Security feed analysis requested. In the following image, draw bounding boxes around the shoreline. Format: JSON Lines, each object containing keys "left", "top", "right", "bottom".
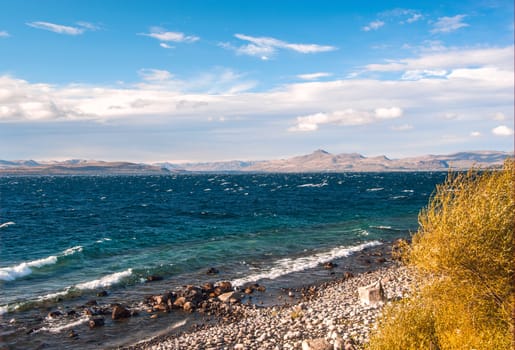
{"left": 123, "top": 260, "right": 411, "bottom": 349}
{"left": 1, "top": 241, "right": 408, "bottom": 349}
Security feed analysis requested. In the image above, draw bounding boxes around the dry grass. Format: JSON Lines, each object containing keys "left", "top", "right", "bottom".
{"left": 369, "top": 159, "right": 514, "bottom": 350}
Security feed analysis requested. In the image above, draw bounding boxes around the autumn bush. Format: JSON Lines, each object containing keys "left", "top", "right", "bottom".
{"left": 368, "top": 159, "right": 514, "bottom": 350}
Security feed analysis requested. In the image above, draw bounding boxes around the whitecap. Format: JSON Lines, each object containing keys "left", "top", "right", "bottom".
{"left": 63, "top": 246, "right": 83, "bottom": 255}
{"left": 297, "top": 182, "right": 328, "bottom": 188}
{"left": 0, "top": 221, "right": 15, "bottom": 229}
{"left": 74, "top": 269, "right": 132, "bottom": 290}
{"left": 95, "top": 238, "right": 112, "bottom": 243}
{"left": 366, "top": 187, "right": 384, "bottom": 192}
{"left": 0, "top": 255, "right": 58, "bottom": 281}
{"left": 230, "top": 241, "right": 381, "bottom": 286}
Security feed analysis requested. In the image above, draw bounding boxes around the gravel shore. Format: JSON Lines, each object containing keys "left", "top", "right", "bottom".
{"left": 126, "top": 263, "right": 412, "bottom": 350}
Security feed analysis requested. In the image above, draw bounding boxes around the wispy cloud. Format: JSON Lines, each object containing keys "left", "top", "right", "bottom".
{"left": 431, "top": 15, "right": 469, "bottom": 33}
{"left": 26, "top": 21, "right": 98, "bottom": 35}
{"left": 139, "top": 27, "right": 199, "bottom": 44}
{"left": 365, "top": 46, "right": 513, "bottom": 74}
{"left": 289, "top": 107, "right": 403, "bottom": 132}
{"left": 223, "top": 34, "right": 336, "bottom": 60}
{"left": 138, "top": 69, "right": 173, "bottom": 82}
{"left": 297, "top": 72, "right": 332, "bottom": 80}
{"left": 392, "top": 124, "right": 414, "bottom": 131}
{"left": 362, "top": 21, "right": 385, "bottom": 31}
{"left": 380, "top": 8, "right": 423, "bottom": 24}
{"left": 492, "top": 125, "right": 514, "bottom": 136}
{"left": 159, "top": 43, "right": 174, "bottom": 49}
{"left": 0, "top": 30, "right": 9, "bottom": 38}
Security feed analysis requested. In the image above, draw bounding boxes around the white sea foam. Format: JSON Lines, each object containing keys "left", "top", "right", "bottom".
{"left": 231, "top": 241, "right": 381, "bottom": 286}
{"left": 0, "top": 221, "right": 15, "bottom": 229}
{"left": 95, "top": 238, "right": 112, "bottom": 243}
{"left": 39, "top": 316, "right": 90, "bottom": 334}
{"left": 402, "top": 189, "right": 414, "bottom": 193}
{"left": 366, "top": 187, "right": 384, "bottom": 192}
{"left": 63, "top": 245, "right": 83, "bottom": 255}
{"left": 297, "top": 182, "right": 328, "bottom": 188}
{"left": 370, "top": 225, "right": 393, "bottom": 230}
{"left": 37, "top": 290, "right": 70, "bottom": 301}
{"left": 74, "top": 269, "right": 133, "bottom": 290}
{"left": 0, "top": 245, "right": 83, "bottom": 282}
{"left": 0, "top": 255, "right": 58, "bottom": 281}
{"left": 0, "top": 305, "right": 8, "bottom": 315}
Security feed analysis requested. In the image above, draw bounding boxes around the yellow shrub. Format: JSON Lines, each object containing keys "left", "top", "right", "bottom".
{"left": 369, "top": 159, "right": 514, "bottom": 349}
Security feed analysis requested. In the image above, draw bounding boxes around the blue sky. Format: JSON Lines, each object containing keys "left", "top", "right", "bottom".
{"left": 0, "top": 0, "right": 513, "bottom": 162}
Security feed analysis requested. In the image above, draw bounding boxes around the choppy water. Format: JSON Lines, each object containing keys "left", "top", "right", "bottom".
{"left": 0, "top": 172, "right": 446, "bottom": 348}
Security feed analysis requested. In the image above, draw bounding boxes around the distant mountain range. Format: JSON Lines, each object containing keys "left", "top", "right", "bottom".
{"left": 0, "top": 150, "right": 512, "bottom": 175}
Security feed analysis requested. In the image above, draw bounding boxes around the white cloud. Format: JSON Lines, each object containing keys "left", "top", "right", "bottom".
{"left": 75, "top": 21, "right": 101, "bottom": 31}
{"left": 375, "top": 107, "right": 403, "bottom": 119}
{"left": 140, "top": 28, "right": 199, "bottom": 43}
{"left": 27, "top": 21, "right": 85, "bottom": 35}
{"left": 492, "top": 125, "right": 514, "bottom": 136}
{"left": 470, "top": 131, "right": 481, "bottom": 137}
{"left": 224, "top": 34, "right": 336, "bottom": 59}
{"left": 289, "top": 107, "right": 403, "bottom": 132}
{"left": 362, "top": 21, "right": 385, "bottom": 31}
{"left": 138, "top": 69, "right": 173, "bottom": 82}
{"left": 365, "top": 46, "right": 513, "bottom": 73}
{"left": 431, "top": 15, "right": 469, "bottom": 34}
{"left": 159, "top": 43, "right": 174, "bottom": 49}
{"left": 25, "top": 21, "right": 99, "bottom": 35}
{"left": 406, "top": 13, "right": 423, "bottom": 23}
{"left": 297, "top": 72, "right": 332, "bottom": 80}
{"left": 0, "top": 30, "right": 9, "bottom": 37}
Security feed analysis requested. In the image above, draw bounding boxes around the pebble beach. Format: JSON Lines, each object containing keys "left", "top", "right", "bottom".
{"left": 126, "top": 262, "right": 412, "bottom": 350}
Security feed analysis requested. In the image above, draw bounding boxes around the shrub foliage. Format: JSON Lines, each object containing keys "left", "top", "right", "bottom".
{"left": 369, "top": 160, "right": 514, "bottom": 350}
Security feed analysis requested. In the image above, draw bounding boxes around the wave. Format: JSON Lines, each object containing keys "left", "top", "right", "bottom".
{"left": 366, "top": 187, "right": 384, "bottom": 192}
{"left": 37, "top": 316, "right": 90, "bottom": 334}
{"left": 231, "top": 241, "right": 381, "bottom": 286}
{"left": 0, "top": 221, "right": 15, "bottom": 229}
{"left": 74, "top": 268, "right": 133, "bottom": 290}
{"left": 95, "top": 238, "right": 112, "bottom": 243}
{"left": 298, "top": 182, "right": 328, "bottom": 188}
{"left": 0, "top": 246, "right": 83, "bottom": 282}
{"left": 0, "top": 305, "right": 8, "bottom": 315}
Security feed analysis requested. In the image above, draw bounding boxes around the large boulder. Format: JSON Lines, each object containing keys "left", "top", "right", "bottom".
{"left": 358, "top": 280, "right": 386, "bottom": 306}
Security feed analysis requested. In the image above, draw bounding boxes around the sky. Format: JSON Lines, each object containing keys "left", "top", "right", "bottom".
{"left": 0, "top": 0, "right": 513, "bottom": 162}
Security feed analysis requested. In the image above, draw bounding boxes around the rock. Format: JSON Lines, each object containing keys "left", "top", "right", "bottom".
{"left": 85, "top": 300, "right": 98, "bottom": 306}
{"left": 218, "top": 291, "right": 235, "bottom": 303}
{"left": 358, "top": 280, "right": 386, "bottom": 306}
{"left": 88, "top": 317, "right": 105, "bottom": 328}
{"left": 323, "top": 261, "right": 337, "bottom": 269}
{"left": 96, "top": 290, "right": 108, "bottom": 297}
{"left": 68, "top": 329, "right": 78, "bottom": 338}
{"left": 206, "top": 267, "right": 219, "bottom": 275}
{"left": 215, "top": 281, "right": 232, "bottom": 293}
{"left": 343, "top": 272, "right": 354, "bottom": 280}
{"left": 47, "top": 311, "right": 62, "bottom": 318}
{"left": 150, "top": 314, "right": 158, "bottom": 319}
{"left": 302, "top": 338, "right": 332, "bottom": 350}
{"left": 183, "top": 301, "right": 194, "bottom": 312}
{"left": 202, "top": 282, "right": 214, "bottom": 292}
{"left": 146, "top": 275, "right": 163, "bottom": 282}
{"left": 173, "top": 296, "right": 187, "bottom": 308}
{"left": 111, "top": 305, "right": 131, "bottom": 320}
{"left": 244, "top": 287, "right": 253, "bottom": 294}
